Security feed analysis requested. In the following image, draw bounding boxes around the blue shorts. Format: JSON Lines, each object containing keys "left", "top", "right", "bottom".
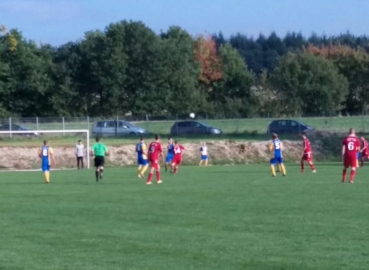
{"left": 138, "top": 157, "right": 148, "bottom": 166}
{"left": 357, "top": 153, "right": 361, "bottom": 159}
{"left": 201, "top": 155, "right": 208, "bottom": 161}
{"left": 42, "top": 164, "right": 50, "bottom": 172}
{"left": 270, "top": 157, "right": 283, "bottom": 165}
{"left": 165, "top": 155, "right": 173, "bottom": 163}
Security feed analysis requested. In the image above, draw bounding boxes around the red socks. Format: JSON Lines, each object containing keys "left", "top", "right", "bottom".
{"left": 301, "top": 161, "right": 304, "bottom": 171}
{"left": 310, "top": 163, "right": 315, "bottom": 171}
{"left": 156, "top": 171, "right": 161, "bottom": 181}
{"left": 342, "top": 169, "right": 347, "bottom": 182}
{"left": 350, "top": 170, "right": 356, "bottom": 183}
{"left": 147, "top": 172, "right": 153, "bottom": 183}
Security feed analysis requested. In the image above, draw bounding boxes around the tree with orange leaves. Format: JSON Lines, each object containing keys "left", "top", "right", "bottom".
{"left": 194, "top": 35, "right": 222, "bottom": 88}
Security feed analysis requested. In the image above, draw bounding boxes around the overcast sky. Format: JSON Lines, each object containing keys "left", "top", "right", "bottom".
{"left": 1, "top": 0, "right": 369, "bottom": 45}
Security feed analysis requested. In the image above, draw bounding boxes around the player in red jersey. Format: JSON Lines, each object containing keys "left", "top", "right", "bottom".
{"left": 360, "top": 137, "right": 369, "bottom": 167}
{"left": 171, "top": 141, "right": 184, "bottom": 175}
{"left": 300, "top": 132, "right": 316, "bottom": 173}
{"left": 146, "top": 135, "right": 164, "bottom": 185}
{"left": 342, "top": 128, "right": 361, "bottom": 183}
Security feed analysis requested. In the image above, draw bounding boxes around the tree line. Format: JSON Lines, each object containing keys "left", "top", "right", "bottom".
{"left": 1, "top": 21, "right": 369, "bottom": 118}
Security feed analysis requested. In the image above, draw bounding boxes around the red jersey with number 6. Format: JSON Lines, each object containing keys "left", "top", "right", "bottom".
{"left": 342, "top": 136, "right": 360, "bottom": 158}
{"left": 148, "top": 142, "right": 162, "bottom": 161}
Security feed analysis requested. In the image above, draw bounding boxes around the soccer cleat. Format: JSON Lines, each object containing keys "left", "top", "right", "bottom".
{"left": 146, "top": 182, "right": 152, "bottom": 185}
{"left": 312, "top": 170, "right": 316, "bottom": 173}
{"left": 349, "top": 181, "right": 354, "bottom": 184}
{"left": 157, "top": 180, "right": 162, "bottom": 184}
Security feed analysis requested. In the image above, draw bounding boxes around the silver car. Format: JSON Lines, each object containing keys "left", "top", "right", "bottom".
{"left": 92, "top": 120, "right": 147, "bottom": 137}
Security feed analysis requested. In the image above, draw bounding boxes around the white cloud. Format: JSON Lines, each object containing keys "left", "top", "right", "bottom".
{"left": 0, "top": 0, "right": 81, "bottom": 23}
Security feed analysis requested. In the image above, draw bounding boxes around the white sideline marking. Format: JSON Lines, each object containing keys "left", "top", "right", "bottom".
{"left": 0, "top": 168, "right": 77, "bottom": 173}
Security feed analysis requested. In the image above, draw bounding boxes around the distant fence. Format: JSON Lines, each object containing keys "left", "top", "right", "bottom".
{"left": 1, "top": 115, "right": 369, "bottom": 137}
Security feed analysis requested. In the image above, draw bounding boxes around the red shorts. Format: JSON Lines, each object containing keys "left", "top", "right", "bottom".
{"left": 149, "top": 159, "right": 160, "bottom": 169}
{"left": 172, "top": 157, "right": 182, "bottom": 166}
{"left": 302, "top": 152, "right": 312, "bottom": 162}
{"left": 344, "top": 156, "right": 357, "bottom": 168}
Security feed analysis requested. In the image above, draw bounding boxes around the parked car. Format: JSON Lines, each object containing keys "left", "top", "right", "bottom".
{"left": 267, "top": 120, "right": 313, "bottom": 134}
{"left": 0, "top": 124, "right": 40, "bottom": 136}
{"left": 170, "top": 121, "right": 222, "bottom": 136}
{"left": 92, "top": 120, "right": 147, "bottom": 136}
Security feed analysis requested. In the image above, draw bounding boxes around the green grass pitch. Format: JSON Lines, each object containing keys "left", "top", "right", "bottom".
{"left": 1, "top": 164, "right": 369, "bottom": 270}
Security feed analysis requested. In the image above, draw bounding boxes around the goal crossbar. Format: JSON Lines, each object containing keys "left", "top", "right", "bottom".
{"left": 0, "top": 129, "right": 90, "bottom": 169}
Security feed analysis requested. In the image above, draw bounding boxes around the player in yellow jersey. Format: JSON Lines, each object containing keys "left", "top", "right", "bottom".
{"left": 38, "top": 140, "right": 56, "bottom": 183}
{"left": 136, "top": 137, "right": 149, "bottom": 178}
{"left": 269, "top": 133, "right": 286, "bottom": 177}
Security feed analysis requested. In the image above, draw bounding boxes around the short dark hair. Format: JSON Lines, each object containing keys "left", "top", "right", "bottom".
{"left": 174, "top": 140, "right": 178, "bottom": 144}
{"left": 349, "top": 128, "right": 355, "bottom": 134}
{"left": 272, "top": 133, "right": 278, "bottom": 139}
{"left": 139, "top": 136, "right": 143, "bottom": 141}
{"left": 168, "top": 137, "right": 172, "bottom": 140}
{"left": 155, "top": 134, "right": 160, "bottom": 140}
{"left": 43, "top": 140, "right": 48, "bottom": 145}
{"left": 301, "top": 131, "right": 306, "bottom": 136}
{"left": 78, "top": 140, "right": 81, "bottom": 143}
{"left": 96, "top": 137, "right": 100, "bottom": 142}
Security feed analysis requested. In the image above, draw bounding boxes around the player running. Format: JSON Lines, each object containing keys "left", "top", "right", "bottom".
{"left": 90, "top": 137, "right": 108, "bottom": 182}
{"left": 38, "top": 140, "right": 56, "bottom": 184}
{"left": 342, "top": 128, "right": 360, "bottom": 183}
{"left": 300, "top": 132, "right": 316, "bottom": 173}
{"left": 269, "top": 133, "right": 286, "bottom": 177}
{"left": 360, "top": 136, "right": 369, "bottom": 167}
{"left": 171, "top": 141, "right": 184, "bottom": 175}
{"left": 146, "top": 135, "right": 164, "bottom": 185}
{"left": 165, "top": 138, "right": 174, "bottom": 172}
{"left": 199, "top": 142, "right": 209, "bottom": 166}
{"left": 136, "top": 137, "right": 148, "bottom": 178}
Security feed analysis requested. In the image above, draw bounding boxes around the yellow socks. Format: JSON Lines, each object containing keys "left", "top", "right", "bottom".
{"left": 44, "top": 171, "right": 50, "bottom": 183}
{"left": 270, "top": 166, "right": 276, "bottom": 177}
{"left": 281, "top": 164, "right": 286, "bottom": 176}
{"left": 140, "top": 165, "right": 148, "bottom": 176}
{"left": 278, "top": 164, "right": 282, "bottom": 172}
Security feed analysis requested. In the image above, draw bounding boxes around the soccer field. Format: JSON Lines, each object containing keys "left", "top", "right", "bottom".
{"left": 1, "top": 165, "right": 369, "bottom": 270}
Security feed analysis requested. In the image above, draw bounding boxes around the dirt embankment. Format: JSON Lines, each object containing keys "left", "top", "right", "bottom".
{"left": 0, "top": 140, "right": 327, "bottom": 170}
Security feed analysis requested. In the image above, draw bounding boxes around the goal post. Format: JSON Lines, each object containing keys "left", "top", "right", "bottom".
{"left": 0, "top": 129, "right": 90, "bottom": 170}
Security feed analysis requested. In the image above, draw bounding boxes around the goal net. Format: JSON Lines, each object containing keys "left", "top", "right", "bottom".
{"left": 0, "top": 129, "right": 90, "bottom": 171}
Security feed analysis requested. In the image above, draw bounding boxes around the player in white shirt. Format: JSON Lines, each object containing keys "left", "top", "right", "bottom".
{"left": 199, "top": 142, "right": 209, "bottom": 166}
{"left": 75, "top": 140, "right": 85, "bottom": 169}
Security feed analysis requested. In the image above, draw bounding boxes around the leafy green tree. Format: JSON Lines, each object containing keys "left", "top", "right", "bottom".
{"left": 211, "top": 43, "right": 255, "bottom": 117}
{"left": 0, "top": 30, "right": 54, "bottom": 116}
{"left": 305, "top": 45, "right": 369, "bottom": 114}
{"left": 271, "top": 52, "right": 349, "bottom": 115}
{"left": 113, "top": 21, "right": 162, "bottom": 115}
{"left": 78, "top": 29, "right": 127, "bottom": 116}
{"left": 159, "top": 26, "right": 203, "bottom": 114}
